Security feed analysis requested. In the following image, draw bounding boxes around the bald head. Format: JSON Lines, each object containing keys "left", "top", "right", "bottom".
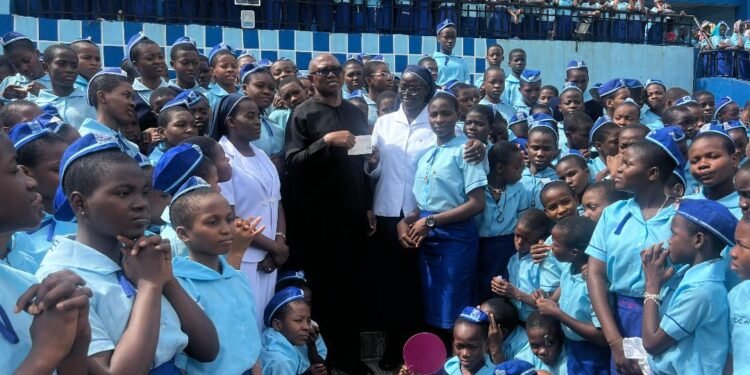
{"left": 309, "top": 53, "right": 340, "bottom": 72}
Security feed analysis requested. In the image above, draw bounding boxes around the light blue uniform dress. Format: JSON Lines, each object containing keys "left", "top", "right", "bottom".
{"left": 587, "top": 156, "right": 607, "bottom": 178}
{"left": 206, "top": 84, "right": 235, "bottom": 110}
{"left": 167, "top": 79, "right": 207, "bottom": 95}
{"left": 516, "top": 344, "right": 568, "bottom": 375}
{"left": 478, "top": 97, "right": 515, "bottom": 123}
{"left": 251, "top": 116, "right": 286, "bottom": 158}
{"left": 502, "top": 74, "right": 521, "bottom": 108}
{"left": 149, "top": 144, "right": 167, "bottom": 164}
{"left": 172, "top": 256, "right": 261, "bottom": 374}
{"left": 648, "top": 259, "right": 730, "bottom": 375}
{"left": 36, "top": 236, "right": 188, "bottom": 371}
{"left": 33, "top": 87, "right": 97, "bottom": 129}
{"left": 507, "top": 251, "right": 540, "bottom": 321}
{"left": 78, "top": 118, "right": 141, "bottom": 158}
{"left": 585, "top": 199, "right": 676, "bottom": 341}
{"left": 538, "top": 235, "right": 564, "bottom": 293}
{"left": 520, "top": 167, "right": 555, "bottom": 209}
{"left": 267, "top": 107, "right": 292, "bottom": 131}
{"left": 413, "top": 134, "right": 487, "bottom": 328}
{"left": 728, "top": 280, "right": 750, "bottom": 373}
{"left": 0, "top": 73, "right": 52, "bottom": 103}
{"left": 1, "top": 233, "right": 40, "bottom": 274}
{"left": 74, "top": 75, "right": 89, "bottom": 89}
{"left": 505, "top": 326, "right": 531, "bottom": 360}
{"left": 640, "top": 107, "right": 663, "bottom": 131}
{"left": 132, "top": 77, "right": 170, "bottom": 106}
{"left": 260, "top": 329, "right": 328, "bottom": 375}
{"left": 443, "top": 354, "right": 495, "bottom": 375}
{"left": 432, "top": 51, "right": 470, "bottom": 86}
{"left": 363, "top": 94, "right": 378, "bottom": 128}
{"left": 0, "top": 264, "right": 35, "bottom": 372}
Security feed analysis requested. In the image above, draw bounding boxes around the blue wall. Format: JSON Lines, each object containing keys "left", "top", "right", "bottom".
{"left": 695, "top": 77, "right": 750, "bottom": 106}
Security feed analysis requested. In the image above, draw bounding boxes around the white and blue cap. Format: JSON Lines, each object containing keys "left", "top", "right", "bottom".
{"left": 162, "top": 89, "right": 203, "bottom": 111}
{"left": 9, "top": 120, "right": 51, "bottom": 150}
{"left": 458, "top": 306, "right": 489, "bottom": 324}
{"left": 566, "top": 60, "right": 587, "bottom": 71}
{"left": 645, "top": 126, "right": 686, "bottom": 168}
{"left": 675, "top": 96, "right": 697, "bottom": 107}
{"left": 70, "top": 36, "right": 96, "bottom": 46}
{"left": 133, "top": 152, "right": 152, "bottom": 168}
{"left": 559, "top": 149, "right": 587, "bottom": 162}
{"left": 277, "top": 270, "right": 307, "bottom": 285}
{"left": 237, "top": 49, "right": 255, "bottom": 60}
{"left": 520, "top": 69, "right": 541, "bottom": 84}
{"left": 171, "top": 36, "right": 197, "bottom": 48}
{"left": 714, "top": 96, "right": 735, "bottom": 120}
{"left": 621, "top": 97, "right": 640, "bottom": 108}
{"left": 528, "top": 113, "right": 558, "bottom": 139}
{"left": 36, "top": 106, "right": 67, "bottom": 133}
{"left": 1, "top": 31, "right": 31, "bottom": 47}
{"left": 152, "top": 143, "right": 204, "bottom": 195}
{"left": 509, "top": 112, "right": 528, "bottom": 127}
{"left": 443, "top": 79, "right": 460, "bottom": 94}
{"left": 672, "top": 167, "right": 687, "bottom": 190}
{"left": 720, "top": 119, "right": 745, "bottom": 132}
{"left": 370, "top": 54, "right": 385, "bottom": 62}
{"left": 699, "top": 122, "right": 734, "bottom": 142}
{"left": 239, "top": 61, "right": 269, "bottom": 83}
{"left": 208, "top": 43, "right": 235, "bottom": 65}
{"left": 125, "top": 32, "right": 150, "bottom": 62}
{"left": 645, "top": 79, "right": 666, "bottom": 90}
{"left": 345, "top": 54, "right": 363, "bottom": 63}
{"left": 171, "top": 176, "right": 212, "bottom": 204}
{"left": 257, "top": 58, "right": 273, "bottom": 67}
{"left": 345, "top": 89, "right": 365, "bottom": 100}
{"left": 661, "top": 125, "right": 686, "bottom": 142}
{"left": 624, "top": 78, "right": 643, "bottom": 89}
{"left": 560, "top": 81, "right": 582, "bottom": 95}
{"left": 86, "top": 68, "right": 128, "bottom": 106}
{"left": 494, "top": 360, "right": 537, "bottom": 375}
{"left": 435, "top": 18, "right": 456, "bottom": 34}
{"left": 597, "top": 78, "right": 626, "bottom": 97}
{"left": 676, "top": 199, "right": 738, "bottom": 247}
{"left": 264, "top": 287, "right": 306, "bottom": 327}
{"left": 589, "top": 115, "right": 615, "bottom": 144}
{"left": 54, "top": 133, "right": 123, "bottom": 221}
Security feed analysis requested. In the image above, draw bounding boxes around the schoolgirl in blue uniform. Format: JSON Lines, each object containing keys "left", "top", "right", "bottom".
{"left": 398, "top": 91, "right": 487, "bottom": 331}
{"left": 363, "top": 60, "right": 394, "bottom": 128}
{"left": 443, "top": 307, "right": 496, "bottom": 375}
{"left": 239, "top": 63, "right": 286, "bottom": 160}
{"left": 521, "top": 114, "right": 559, "bottom": 205}
{"left": 513, "top": 70, "right": 542, "bottom": 115}
{"left": 148, "top": 105, "right": 198, "bottom": 164}
{"left": 432, "top": 19, "right": 470, "bottom": 86}
{"left": 34, "top": 44, "right": 96, "bottom": 129}
{"left": 476, "top": 141, "right": 532, "bottom": 300}
{"left": 0, "top": 32, "right": 52, "bottom": 103}
{"left": 556, "top": 151, "right": 592, "bottom": 205}
{"left": 537, "top": 216, "right": 610, "bottom": 374}
{"left": 479, "top": 298, "right": 530, "bottom": 363}
{"left": 9, "top": 120, "right": 76, "bottom": 260}
{"left": 168, "top": 37, "right": 205, "bottom": 93}
{"left": 478, "top": 67, "right": 515, "bottom": 123}
{"left": 728, "top": 216, "right": 750, "bottom": 374}
{"left": 711, "top": 21, "right": 733, "bottom": 77}
{"left": 585, "top": 130, "right": 682, "bottom": 374}
{"left": 36, "top": 134, "right": 220, "bottom": 374}
{"left": 69, "top": 38, "right": 102, "bottom": 88}
{"left": 126, "top": 33, "right": 170, "bottom": 130}
{"left": 685, "top": 126, "right": 741, "bottom": 217}
{"left": 163, "top": 89, "right": 213, "bottom": 137}
{"left": 588, "top": 116, "right": 620, "bottom": 178}
{"left": 641, "top": 199, "right": 734, "bottom": 375}
{"left": 206, "top": 43, "right": 239, "bottom": 110}
{"left": 556, "top": 83, "right": 586, "bottom": 152}
{"left": 515, "top": 311, "right": 569, "bottom": 374}
{"left": 169, "top": 177, "right": 262, "bottom": 374}
{"left": 261, "top": 287, "right": 329, "bottom": 375}
{"left": 714, "top": 96, "right": 741, "bottom": 123}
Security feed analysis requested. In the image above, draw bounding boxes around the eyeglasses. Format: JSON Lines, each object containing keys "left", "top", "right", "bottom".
{"left": 311, "top": 66, "right": 343, "bottom": 77}
{"left": 399, "top": 85, "right": 426, "bottom": 95}
{"left": 371, "top": 72, "right": 394, "bottom": 79}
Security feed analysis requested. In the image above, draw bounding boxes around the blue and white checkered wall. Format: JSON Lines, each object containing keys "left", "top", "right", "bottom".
{"left": 0, "top": 0, "right": 696, "bottom": 90}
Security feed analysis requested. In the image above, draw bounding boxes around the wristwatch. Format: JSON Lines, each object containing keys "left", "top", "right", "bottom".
{"left": 425, "top": 215, "right": 437, "bottom": 228}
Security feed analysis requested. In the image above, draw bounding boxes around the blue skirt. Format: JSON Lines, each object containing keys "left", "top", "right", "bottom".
{"left": 419, "top": 211, "right": 480, "bottom": 329}
{"left": 737, "top": 51, "right": 750, "bottom": 80}
{"left": 716, "top": 50, "right": 733, "bottom": 77}
{"left": 149, "top": 358, "right": 180, "bottom": 375}
{"left": 556, "top": 15, "right": 573, "bottom": 40}
{"left": 488, "top": 10, "right": 510, "bottom": 38}
{"left": 647, "top": 23, "right": 662, "bottom": 44}
{"left": 478, "top": 234, "right": 515, "bottom": 301}
{"left": 567, "top": 339, "right": 610, "bottom": 375}
{"left": 612, "top": 19, "right": 628, "bottom": 42}
{"left": 610, "top": 294, "right": 643, "bottom": 374}
{"left": 628, "top": 20, "right": 643, "bottom": 43}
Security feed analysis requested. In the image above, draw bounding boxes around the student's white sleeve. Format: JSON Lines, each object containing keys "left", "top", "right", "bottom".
{"left": 585, "top": 208, "right": 609, "bottom": 262}
{"left": 366, "top": 118, "right": 383, "bottom": 179}
{"left": 88, "top": 308, "right": 117, "bottom": 356}
{"left": 660, "top": 286, "right": 711, "bottom": 341}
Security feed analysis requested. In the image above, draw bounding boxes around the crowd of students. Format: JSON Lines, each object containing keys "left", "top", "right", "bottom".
{"left": 1, "top": 14, "right": 750, "bottom": 375}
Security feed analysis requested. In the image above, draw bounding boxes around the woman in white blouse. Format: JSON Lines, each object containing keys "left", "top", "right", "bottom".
{"left": 209, "top": 93, "right": 289, "bottom": 333}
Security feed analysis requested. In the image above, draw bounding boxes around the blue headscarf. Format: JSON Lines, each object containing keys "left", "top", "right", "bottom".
{"left": 208, "top": 93, "right": 250, "bottom": 141}
{"left": 401, "top": 65, "right": 436, "bottom": 106}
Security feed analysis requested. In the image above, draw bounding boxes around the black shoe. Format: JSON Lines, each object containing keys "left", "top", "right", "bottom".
{"left": 378, "top": 355, "right": 401, "bottom": 371}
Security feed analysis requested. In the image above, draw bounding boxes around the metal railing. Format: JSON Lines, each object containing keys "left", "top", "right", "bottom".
{"left": 696, "top": 49, "right": 750, "bottom": 81}
{"left": 12, "top": 0, "right": 694, "bottom": 45}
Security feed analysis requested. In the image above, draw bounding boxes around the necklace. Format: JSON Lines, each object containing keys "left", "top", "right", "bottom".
{"left": 488, "top": 184, "right": 504, "bottom": 195}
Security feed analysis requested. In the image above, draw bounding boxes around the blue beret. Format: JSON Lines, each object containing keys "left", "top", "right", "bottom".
{"left": 152, "top": 143, "right": 204, "bottom": 195}
{"left": 345, "top": 54, "right": 363, "bottom": 63}
{"left": 677, "top": 199, "right": 738, "bottom": 246}
{"left": 559, "top": 149, "right": 587, "bottom": 163}
{"left": 277, "top": 270, "right": 307, "bottom": 285}
{"left": 459, "top": 306, "right": 489, "bottom": 323}
{"left": 560, "top": 82, "right": 582, "bottom": 96}
{"left": 520, "top": 69, "right": 541, "bottom": 84}
{"left": 237, "top": 49, "right": 255, "bottom": 60}
{"left": 240, "top": 62, "right": 269, "bottom": 83}
{"left": 494, "top": 360, "right": 537, "bottom": 375}
{"left": 1, "top": 31, "right": 31, "bottom": 47}
{"left": 370, "top": 54, "right": 385, "bottom": 62}
{"left": 566, "top": 60, "right": 587, "bottom": 71}
{"left": 645, "top": 127, "right": 686, "bottom": 168}
{"left": 509, "top": 112, "right": 529, "bottom": 127}
{"left": 621, "top": 98, "right": 640, "bottom": 108}
{"left": 714, "top": 96, "right": 735, "bottom": 120}
{"left": 171, "top": 36, "right": 197, "bottom": 49}
{"left": 208, "top": 43, "right": 235, "bottom": 65}
{"left": 589, "top": 116, "right": 615, "bottom": 144}
{"left": 598, "top": 78, "right": 626, "bottom": 97}
{"left": 9, "top": 120, "right": 51, "bottom": 150}
{"left": 436, "top": 18, "right": 456, "bottom": 34}
{"left": 645, "top": 79, "right": 666, "bottom": 90}
{"left": 171, "top": 176, "right": 212, "bottom": 204}
{"left": 699, "top": 122, "right": 734, "bottom": 142}
{"left": 624, "top": 78, "right": 643, "bottom": 89}
{"left": 86, "top": 68, "right": 128, "bottom": 106}
{"left": 345, "top": 89, "right": 365, "bottom": 100}
{"left": 264, "top": 287, "right": 306, "bottom": 327}
{"left": 528, "top": 113, "right": 558, "bottom": 139}
{"left": 54, "top": 133, "right": 124, "bottom": 221}
{"left": 675, "top": 96, "right": 697, "bottom": 107}
{"left": 511, "top": 137, "right": 527, "bottom": 152}
{"left": 162, "top": 89, "right": 203, "bottom": 111}
{"left": 133, "top": 152, "right": 152, "bottom": 168}
{"left": 125, "top": 32, "right": 150, "bottom": 62}
{"left": 671, "top": 168, "right": 687, "bottom": 189}
{"left": 719, "top": 119, "right": 745, "bottom": 132}
{"left": 70, "top": 36, "right": 96, "bottom": 46}
{"left": 443, "top": 79, "right": 460, "bottom": 93}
